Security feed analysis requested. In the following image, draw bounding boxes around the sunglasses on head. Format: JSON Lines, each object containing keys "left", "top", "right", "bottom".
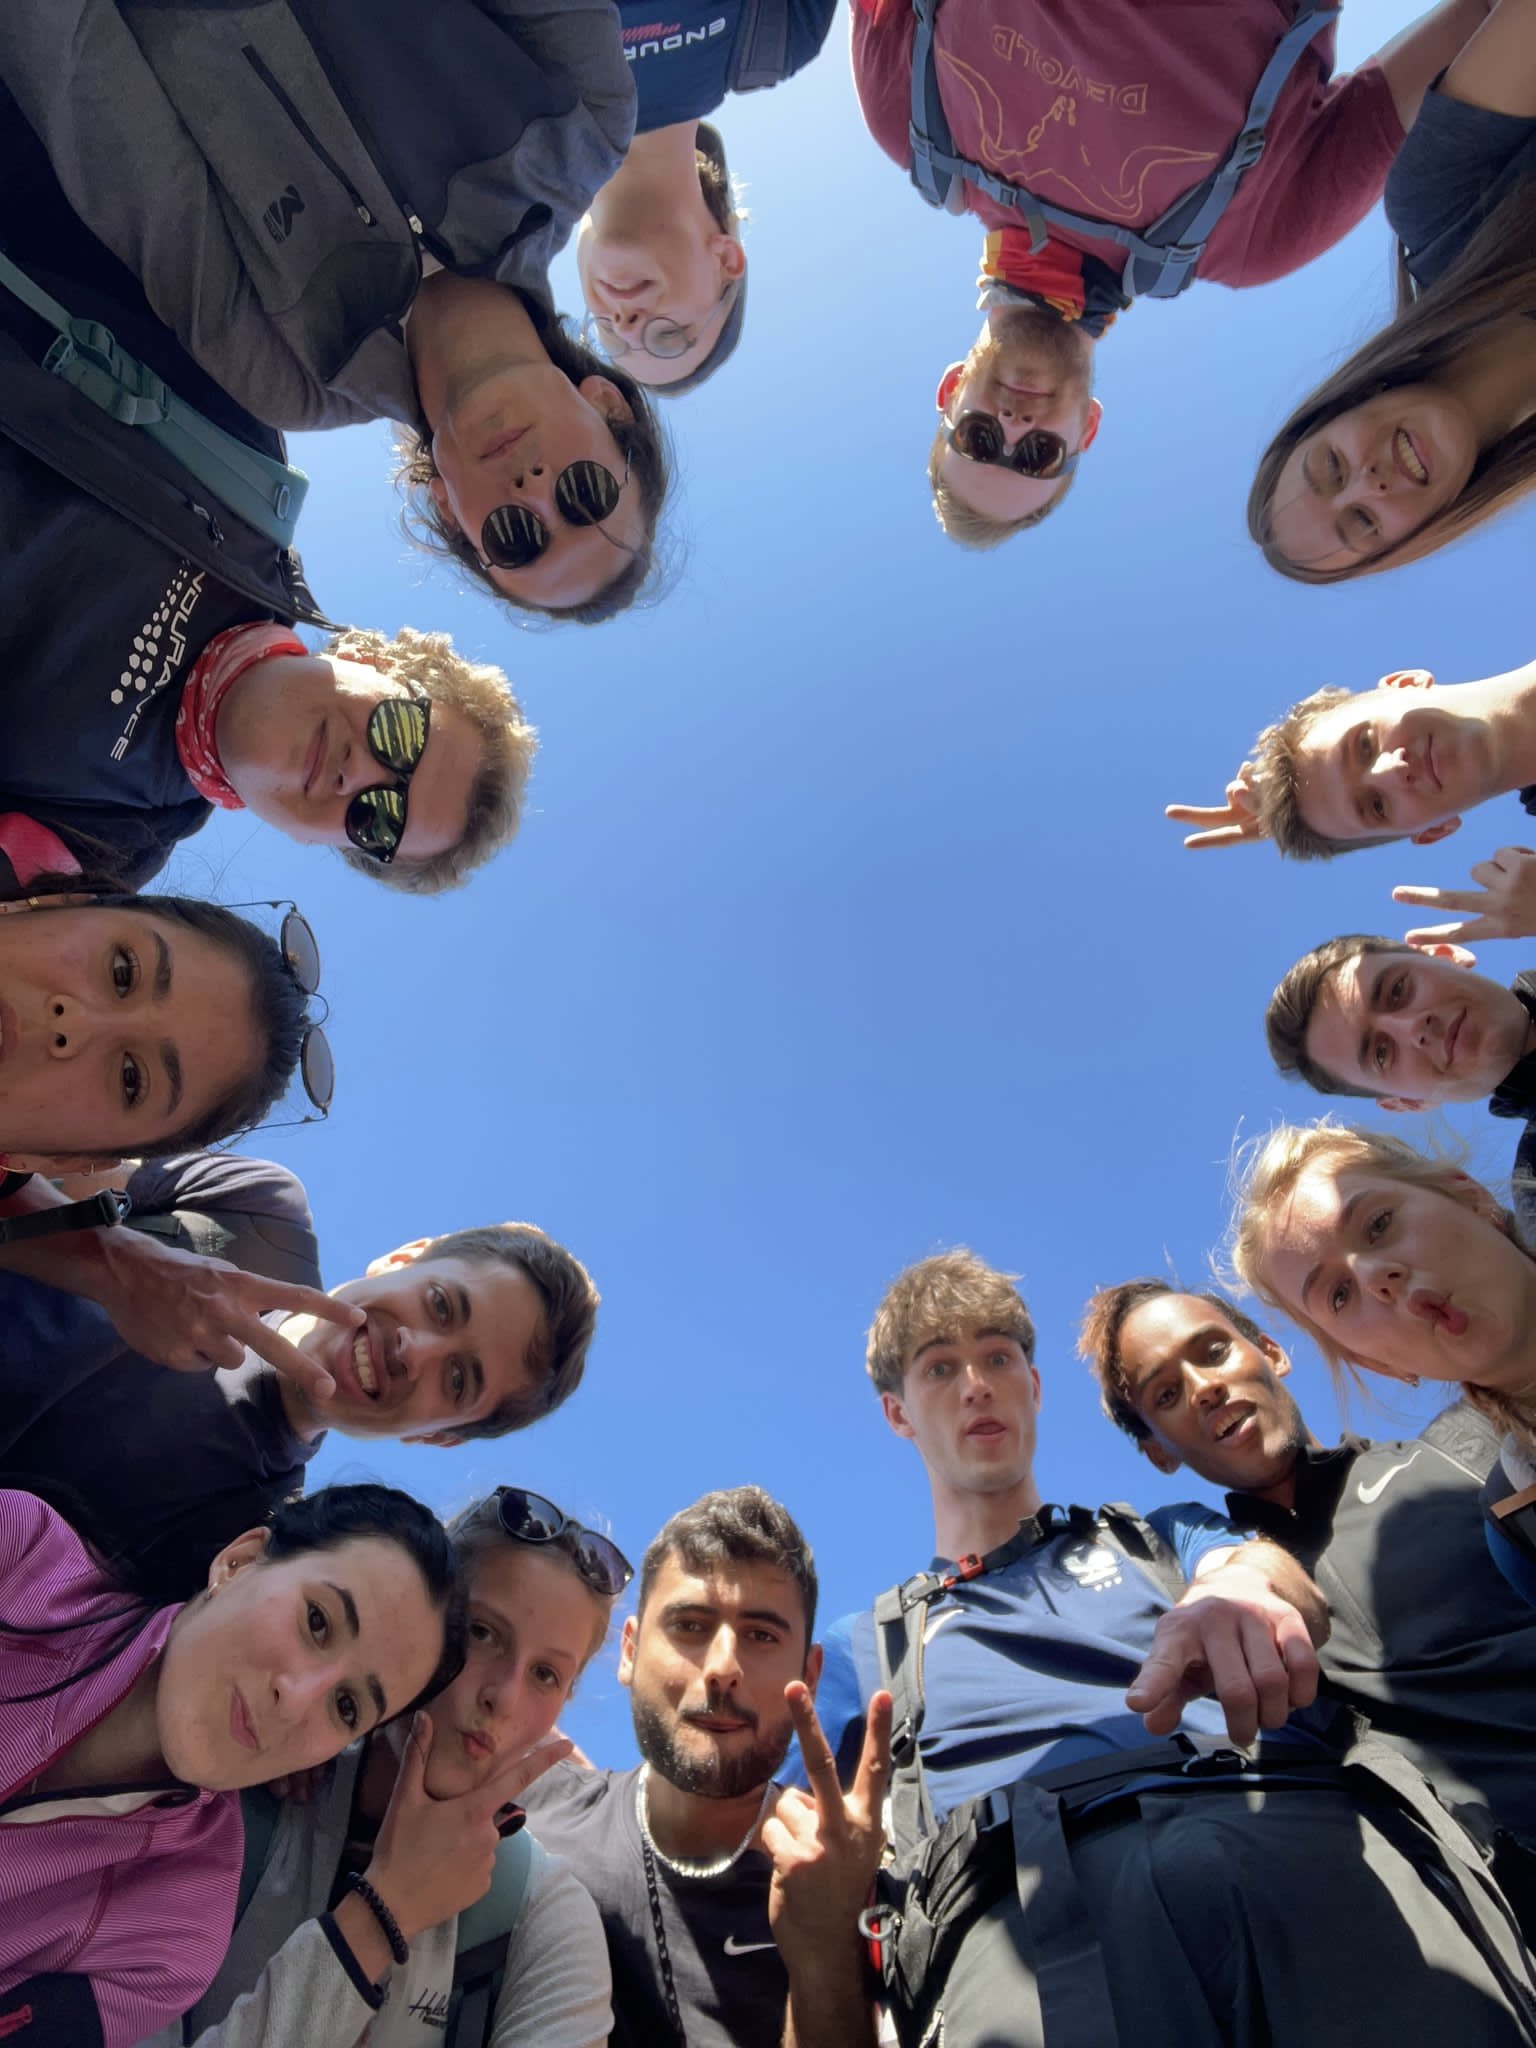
{"left": 494, "top": 1487, "right": 634, "bottom": 1597}
{"left": 345, "top": 692, "right": 431, "bottom": 867}
{"left": 227, "top": 901, "right": 334, "bottom": 1127}
{"left": 943, "top": 412, "right": 1074, "bottom": 481}
{"left": 480, "top": 454, "right": 633, "bottom": 573}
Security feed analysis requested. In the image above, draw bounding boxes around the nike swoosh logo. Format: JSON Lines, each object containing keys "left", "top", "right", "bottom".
{"left": 1358, "top": 1451, "right": 1421, "bottom": 1505}
{"left": 723, "top": 1935, "right": 777, "bottom": 1957}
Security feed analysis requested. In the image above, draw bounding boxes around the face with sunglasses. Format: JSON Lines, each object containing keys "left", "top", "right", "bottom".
{"left": 934, "top": 311, "right": 1102, "bottom": 521}
{"left": 426, "top": 367, "right": 646, "bottom": 612}
{"left": 414, "top": 1497, "right": 625, "bottom": 1801}
{"left": 212, "top": 651, "right": 481, "bottom": 867}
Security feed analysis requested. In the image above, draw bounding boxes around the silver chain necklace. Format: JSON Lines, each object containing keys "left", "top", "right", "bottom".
{"left": 634, "top": 1764, "right": 775, "bottom": 1880}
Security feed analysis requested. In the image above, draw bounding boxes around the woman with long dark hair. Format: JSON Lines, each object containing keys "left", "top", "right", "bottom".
{"left": 1251, "top": 0, "right": 1536, "bottom": 581}
{"left": 0, "top": 1481, "right": 464, "bottom": 2047}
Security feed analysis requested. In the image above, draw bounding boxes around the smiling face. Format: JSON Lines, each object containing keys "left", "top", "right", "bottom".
{"left": 214, "top": 655, "right": 482, "bottom": 867}
{"left": 621, "top": 1554, "right": 815, "bottom": 1799}
{"left": 1261, "top": 1159, "right": 1536, "bottom": 1395}
{"left": 156, "top": 1530, "right": 443, "bottom": 1792}
{"left": 1266, "top": 385, "right": 1479, "bottom": 574}
{"left": 882, "top": 1324, "right": 1043, "bottom": 1500}
{"left": 1305, "top": 948, "right": 1532, "bottom": 1108}
{"left": 1115, "top": 1293, "right": 1307, "bottom": 1494}
{"left": 935, "top": 311, "right": 1100, "bottom": 524}
{"left": 277, "top": 1246, "right": 545, "bottom": 1444}
{"left": 1290, "top": 674, "right": 1495, "bottom": 846}
{"left": 427, "top": 366, "right": 646, "bottom": 613}
{"left": 421, "top": 1543, "right": 606, "bottom": 1800}
{"left": 0, "top": 904, "right": 261, "bottom": 1168}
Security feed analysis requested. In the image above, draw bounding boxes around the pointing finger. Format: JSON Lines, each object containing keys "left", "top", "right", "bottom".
{"left": 784, "top": 1681, "right": 842, "bottom": 1824}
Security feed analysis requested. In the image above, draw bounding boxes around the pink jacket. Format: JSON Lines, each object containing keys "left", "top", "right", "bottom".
{"left": 0, "top": 1490, "right": 243, "bottom": 2047}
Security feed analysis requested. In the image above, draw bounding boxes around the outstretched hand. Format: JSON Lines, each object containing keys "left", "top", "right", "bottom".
{"left": 1126, "top": 1565, "right": 1320, "bottom": 1748}
{"left": 1395, "top": 846, "right": 1536, "bottom": 945}
{"left": 94, "top": 1227, "right": 360, "bottom": 1397}
{"left": 1165, "top": 762, "right": 1265, "bottom": 850}
{"left": 760, "top": 1685, "right": 891, "bottom": 1974}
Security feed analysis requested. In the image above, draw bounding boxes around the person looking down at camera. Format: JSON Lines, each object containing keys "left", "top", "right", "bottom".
{"left": 0, "top": 1481, "right": 465, "bottom": 2048}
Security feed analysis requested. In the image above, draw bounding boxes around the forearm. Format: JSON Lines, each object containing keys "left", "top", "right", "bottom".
{"left": 185, "top": 1912, "right": 385, "bottom": 2048}
{"left": 1374, "top": 0, "right": 1496, "bottom": 129}
{"left": 1203, "top": 1539, "right": 1330, "bottom": 1647}
{"left": 0, "top": 1178, "right": 124, "bottom": 1297}
{"left": 781, "top": 1944, "right": 879, "bottom": 2048}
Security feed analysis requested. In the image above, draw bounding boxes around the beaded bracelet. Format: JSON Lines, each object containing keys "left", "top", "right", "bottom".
{"left": 347, "top": 1873, "right": 409, "bottom": 1966}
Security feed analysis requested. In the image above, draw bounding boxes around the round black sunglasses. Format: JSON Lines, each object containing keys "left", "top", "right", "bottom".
{"left": 480, "top": 455, "right": 633, "bottom": 573}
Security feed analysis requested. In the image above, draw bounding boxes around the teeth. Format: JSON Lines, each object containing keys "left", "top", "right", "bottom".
{"left": 1395, "top": 428, "right": 1427, "bottom": 484}
{"left": 353, "top": 1332, "right": 377, "bottom": 1396}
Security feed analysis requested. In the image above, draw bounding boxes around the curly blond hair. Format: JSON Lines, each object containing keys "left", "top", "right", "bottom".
{"left": 323, "top": 626, "right": 535, "bottom": 895}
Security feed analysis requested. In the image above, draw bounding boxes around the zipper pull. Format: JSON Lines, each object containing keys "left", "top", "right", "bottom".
{"left": 356, "top": 202, "right": 376, "bottom": 225}
{"left": 406, "top": 212, "right": 424, "bottom": 236}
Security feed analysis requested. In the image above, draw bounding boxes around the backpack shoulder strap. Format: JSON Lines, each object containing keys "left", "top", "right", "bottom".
{"left": 1095, "top": 1503, "right": 1190, "bottom": 1607}
{"left": 727, "top": 0, "right": 791, "bottom": 92}
{"left": 448, "top": 1830, "right": 540, "bottom": 2048}
{"left": 236, "top": 1786, "right": 283, "bottom": 1922}
{"left": 874, "top": 1569, "right": 948, "bottom": 1865}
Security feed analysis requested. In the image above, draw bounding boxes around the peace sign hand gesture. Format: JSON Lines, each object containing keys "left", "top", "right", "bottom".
{"left": 1166, "top": 761, "right": 1266, "bottom": 850}
{"left": 760, "top": 1685, "right": 891, "bottom": 2046}
{"left": 1395, "top": 846, "right": 1536, "bottom": 945}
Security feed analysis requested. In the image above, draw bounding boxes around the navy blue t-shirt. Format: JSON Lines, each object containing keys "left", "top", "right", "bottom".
{"left": 625, "top": 0, "right": 837, "bottom": 131}
{"left": 802, "top": 1502, "right": 1255, "bottom": 1821}
{"left": 1386, "top": 86, "right": 1536, "bottom": 289}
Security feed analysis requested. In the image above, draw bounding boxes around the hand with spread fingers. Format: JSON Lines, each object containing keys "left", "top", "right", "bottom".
{"left": 761, "top": 1684, "right": 891, "bottom": 2048}
{"left": 1395, "top": 845, "right": 1536, "bottom": 944}
{"left": 1126, "top": 1552, "right": 1325, "bottom": 1748}
{"left": 337, "top": 1714, "right": 574, "bottom": 1981}
{"left": 1165, "top": 761, "right": 1266, "bottom": 850}
{"left": 92, "top": 1227, "right": 362, "bottom": 1392}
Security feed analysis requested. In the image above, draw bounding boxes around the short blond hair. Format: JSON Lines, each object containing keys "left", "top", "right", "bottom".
{"left": 1249, "top": 686, "right": 1409, "bottom": 862}
{"left": 866, "top": 1248, "right": 1035, "bottom": 1397}
{"left": 1229, "top": 1119, "right": 1536, "bottom": 1444}
{"left": 324, "top": 625, "right": 535, "bottom": 895}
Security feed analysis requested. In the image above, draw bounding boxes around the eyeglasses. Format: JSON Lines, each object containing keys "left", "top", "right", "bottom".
{"left": 942, "top": 412, "right": 1075, "bottom": 481}
{"left": 494, "top": 1488, "right": 633, "bottom": 1596}
{"left": 228, "top": 901, "right": 334, "bottom": 1125}
{"left": 345, "top": 693, "right": 431, "bottom": 867}
{"left": 581, "top": 277, "right": 741, "bottom": 363}
{"left": 479, "top": 455, "right": 633, "bottom": 573}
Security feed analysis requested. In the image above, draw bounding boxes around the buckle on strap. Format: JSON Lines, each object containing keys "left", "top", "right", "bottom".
{"left": 890, "top": 1713, "right": 920, "bottom": 1768}
{"left": 1230, "top": 126, "right": 1266, "bottom": 171}
{"left": 1179, "top": 1746, "right": 1252, "bottom": 1780}
{"left": 44, "top": 319, "right": 170, "bottom": 426}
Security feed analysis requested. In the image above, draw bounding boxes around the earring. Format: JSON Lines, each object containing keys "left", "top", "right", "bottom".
{"left": 1404, "top": 1374, "right": 1421, "bottom": 1389}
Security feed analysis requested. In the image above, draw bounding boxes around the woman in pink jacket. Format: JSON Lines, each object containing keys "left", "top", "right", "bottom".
{"left": 0, "top": 1481, "right": 464, "bottom": 2048}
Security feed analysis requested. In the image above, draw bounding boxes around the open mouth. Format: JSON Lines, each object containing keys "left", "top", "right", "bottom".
{"left": 965, "top": 1419, "right": 1005, "bottom": 1439}
{"left": 1211, "top": 1405, "right": 1254, "bottom": 1445}
{"left": 1444, "top": 1010, "right": 1464, "bottom": 1070}
{"left": 1394, "top": 427, "right": 1429, "bottom": 486}
{"left": 346, "top": 1324, "right": 382, "bottom": 1401}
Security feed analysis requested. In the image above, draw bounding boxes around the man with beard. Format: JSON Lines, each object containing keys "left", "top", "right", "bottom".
{"left": 851, "top": 0, "right": 1484, "bottom": 546}
{"left": 522, "top": 1486, "right": 888, "bottom": 2047}
{"left": 1079, "top": 1278, "right": 1536, "bottom": 1935}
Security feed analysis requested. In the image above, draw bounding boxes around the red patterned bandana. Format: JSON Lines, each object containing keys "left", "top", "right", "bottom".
{"left": 174, "top": 621, "right": 308, "bottom": 808}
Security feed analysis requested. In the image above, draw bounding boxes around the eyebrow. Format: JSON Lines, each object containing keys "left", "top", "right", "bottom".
{"left": 161, "top": 1043, "right": 183, "bottom": 1119}
{"left": 661, "top": 1600, "right": 796, "bottom": 1634}
{"left": 1299, "top": 1190, "right": 1368, "bottom": 1314}
{"left": 152, "top": 932, "right": 172, "bottom": 1000}
{"left": 454, "top": 1284, "right": 472, "bottom": 1325}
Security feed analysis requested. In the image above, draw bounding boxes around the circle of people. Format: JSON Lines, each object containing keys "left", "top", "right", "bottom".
{"left": 1, "top": 2, "right": 1536, "bottom": 2046}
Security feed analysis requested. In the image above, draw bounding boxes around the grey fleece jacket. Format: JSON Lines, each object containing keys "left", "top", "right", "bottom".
{"left": 141, "top": 1748, "right": 612, "bottom": 2048}
{"left": 0, "top": 0, "right": 634, "bottom": 430}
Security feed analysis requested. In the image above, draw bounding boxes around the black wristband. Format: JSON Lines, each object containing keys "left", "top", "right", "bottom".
{"left": 347, "top": 1873, "right": 409, "bottom": 1966}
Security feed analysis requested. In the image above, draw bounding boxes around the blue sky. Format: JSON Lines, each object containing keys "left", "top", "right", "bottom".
{"left": 159, "top": 0, "right": 1535, "bottom": 1765}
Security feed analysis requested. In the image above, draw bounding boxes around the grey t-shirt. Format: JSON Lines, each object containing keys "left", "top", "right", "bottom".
{"left": 520, "top": 1762, "right": 788, "bottom": 2048}
{"left": 0, "top": 1150, "right": 323, "bottom": 1598}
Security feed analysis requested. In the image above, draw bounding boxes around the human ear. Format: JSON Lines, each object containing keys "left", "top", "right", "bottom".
{"left": 1078, "top": 398, "right": 1104, "bottom": 453}
{"left": 709, "top": 234, "right": 747, "bottom": 280}
{"left": 1377, "top": 670, "right": 1435, "bottom": 693}
{"left": 617, "top": 1614, "right": 639, "bottom": 1688}
{"left": 406, "top": 1430, "right": 465, "bottom": 1448}
{"left": 801, "top": 1642, "right": 824, "bottom": 1694}
{"left": 1259, "top": 1336, "right": 1291, "bottom": 1379}
{"left": 206, "top": 1526, "right": 273, "bottom": 1591}
{"left": 1444, "top": 1171, "right": 1509, "bottom": 1229}
{"left": 364, "top": 1239, "right": 430, "bottom": 1278}
{"left": 428, "top": 474, "right": 452, "bottom": 522}
{"left": 935, "top": 364, "right": 965, "bottom": 414}
{"left": 881, "top": 1390, "right": 916, "bottom": 1440}
{"left": 575, "top": 375, "right": 636, "bottom": 427}
{"left": 1377, "top": 1095, "right": 1430, "bottom": 1114}
{"left": 1410, "top": 818, "right": 1461, "bottom": 847}
{"left": 1141, "top": 1439, "right": 1182, "bottom": 1477}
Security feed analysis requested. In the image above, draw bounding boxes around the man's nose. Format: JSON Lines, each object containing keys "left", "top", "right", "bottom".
{"left": 959, "top": 1363, "right": 993, "bottom": 1401}
{"left": 499, "top": 463, "right": 558, "bottom": 519}
{"left": 1190, "top": 1372, "right": 1222, "bottom": 1409}
{"left": 388, "top": 1324, "right": 423, "bottom": 1386}
{"left": 1411, "top": 1009, "right": 1442, "bottom": 1051}
{"left": 702, "top": 1627, "right": 743, "bottom": 1691}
